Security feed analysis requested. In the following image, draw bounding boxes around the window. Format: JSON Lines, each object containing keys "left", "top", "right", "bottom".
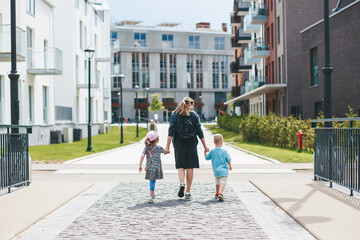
{"left": 310, "top": 47, "right": 318, "bottom": 86}
{"left": 76, "top": 55, "right": 79, "bottom": 83}
{"left": 195, "top": 55, "right": 203, "bottom": 88}
{"left": 132, "top": 53, "right": 140, "bottom": 87}
{"left": 189, "top": 36, "right": 200, "bottom": 49}
{"left": 315, "top": 102, "right": 322, "bottom": 117}
{"left": 43, "top": 86, "right": 48, "bottom": 124}
{"left": 212, "top": 56, "right": 219, "bottom": 88}
{"left": 220, "top": 56, "right": 228, "bottom": 88}
{"left": 94, "top": 11, "right": 97, "bottom": 26}
{"left": 160, "top": 53, "right": 167, "bottom": 88}
{"left": 84, "top": 0, "right": 87, "bottom": 15}
{"left": 27, "top": 28, "right": 33, "bottom": 68}
{"left": 142, "top": 53, "right": 149, "bottom": 88}
{"left": 187, "top": 55, "right": 194, "bottom": 88}
{"left": 80, "top": 21, "right": 83, "bottom": 49}
{"left": 75, "top": 0, "right": 79, "bottom": 8}
{"left": 215, "top": 37, "right": 225, "bottom": 50}
{"left": 162, "top": 34, "right": 174, "bottom": 48}
{"left": 277, "top": 16, "right": 280, "bottom": 44}
{"left": 271, "top": 23, "right": 274, "bottom": 49}
{"left": 84, "top": 27, "right": 87, "bottom": 49}
{"left": 169, "top": 54, "right": 177, "bottom": 88}
{"left": 271, "top": 61, "right": 274, "bottom": 84}
{"left": 278, "top": 56, "right": 281, "bottom": 84}
{"left": 27, "top": 0, "right": 35, "bottom": 15}
{"left": 134, "top": 33, "right": 146, "bottom": 47}
{"left": 291, "top": 105, "right": 302, "bottom": 118}
{"left": 29, "top": 86, "right": 33, "bottom": 122}
{"left": 266, "top": 27, "right": 270, "bottom": 46}
{"left": 113, "top": 76, "right": 120, "bottom": 88}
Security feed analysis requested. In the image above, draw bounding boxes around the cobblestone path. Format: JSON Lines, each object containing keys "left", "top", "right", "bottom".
{"left": 56, "top": 183, "right": 268, "bottom": 239}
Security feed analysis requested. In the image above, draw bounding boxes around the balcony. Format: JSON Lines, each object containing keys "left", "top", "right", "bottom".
{"left": 244, "top": 48, "right": 261, "bottom": 65}
{"left": 231, "top": 36, "right": 241, "bottom": 49}
{"left": 103, "top": 88, "right": 110, "bottom": 99}
{"left": 95, "top": 46, "right": 111, "bottom": 62}
{"left": 244, "top": 15, "right": 261, "bottom": 33}
{"left": 232, "top": 86, "right": 241, "bottom": 98}
{"left": 238, "top": 57, "right": 252, "bottom": 72}
{"left": 0, "top": 25, "right": 26, "bottom": 62}
{"left": 236, "top": 1, "right": 251, "bottom": 16}
{"left": 111, "top": 38, "right": 120, "bottom": 51}
{"left": 112, "top": 62, "right": 121, "bottom": 75}
{"left": 250, "top": 38, "right": 270, "bottom": 58}
{"left": 230, "top": 14, "right": 242, "bottom": 26}
{"left": 249, "top": 4, "right": 268, "bottom": 25}
{"left": 237, "top": 28, "right": 251, "bottom": 43}
{"left": 27, "top": 47, "right": 63, "bottom": 75}
{"left": 77, "top": 70, "right": 100, "bottom": 88}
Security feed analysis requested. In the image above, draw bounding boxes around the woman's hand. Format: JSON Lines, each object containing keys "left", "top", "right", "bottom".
{"left": 164, "top": 147, "right": 170, "bottom": 154}
{"left": 204, "top": 146, "right": 210, "bottom": 153}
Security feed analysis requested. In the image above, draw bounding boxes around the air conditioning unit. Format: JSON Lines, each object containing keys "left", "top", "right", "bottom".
{"left": 63, "top": 127, "right": 73, "bottom": 143}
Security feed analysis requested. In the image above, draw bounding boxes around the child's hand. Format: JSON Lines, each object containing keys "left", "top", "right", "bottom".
{"left": 164, "top": 149, "right": 170, "bottom": 154}
{"left": 139, "top": 166, "right": 143, "bottom": 173}
{"left": 229, "top": 166, "right": 232, "bottom": 171}
{"left": 204, "top": 150, "right": 208, "bottom": 156}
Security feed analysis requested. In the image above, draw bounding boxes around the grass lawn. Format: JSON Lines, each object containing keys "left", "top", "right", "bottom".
{"left": 30, "top": 126, "right": 147, "bottom": 163}
{"left": 204, "top": 125, "right": 313, "bottom": 163}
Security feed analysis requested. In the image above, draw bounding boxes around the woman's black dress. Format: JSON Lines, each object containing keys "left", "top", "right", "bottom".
{"left": 168, "top": 111, "right": 204, "bottom": 169}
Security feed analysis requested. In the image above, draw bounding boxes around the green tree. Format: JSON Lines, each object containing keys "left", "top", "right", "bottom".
{"left": 148, "top": 93, "right": 165, "bottom": 113}
{"left": 227, "top": 93, "right": 234, "bottom": 112}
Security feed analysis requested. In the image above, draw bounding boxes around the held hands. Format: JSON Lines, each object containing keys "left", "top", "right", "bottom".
{"left": 204, "top": 146, "right": 210, "bottom": 153}
{"left": 204, "top": 150, "right": 208, "bottom": 157}
{"left": 164, "top": 147, "right": 170, "bottom": 155}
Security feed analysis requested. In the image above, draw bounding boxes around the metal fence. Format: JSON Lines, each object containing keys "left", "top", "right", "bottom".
{"left": 0, "top": 127, "right": 31, "bottom": 193}
{"left": 313, "top": 117, "right": 360, "bottom": 195}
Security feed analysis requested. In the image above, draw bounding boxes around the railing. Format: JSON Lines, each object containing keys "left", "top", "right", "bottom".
{"left": 27, "top": 47, "right": 63, "bottom": 75}
{"left": 0, "top": 24, "right": 26, "bottom": 61}
{"left": 251, "top": 38, "right": 269, "bottom": 51}
{"left": 95, "top": 45, "right": 111, "bottom": 62}
{"left": 245, "top": 76, "right": 267, "bottom": 93}
{"left": 313, "top": 117, "right": 360, "bottom": 196}
{"left": 238, "top": 28, "right": 251, "bottom": 40}
{"left": 251, "top": 3, "right": 268, "bottom": 17}
{"left": 230, "top": 14, "right": 242, "bottom": 24}
{"left": 0, "top": 125, "right": 32, "bottom": 193}
{"left": 237, "top": 1, "right": 251, "bottom": 10}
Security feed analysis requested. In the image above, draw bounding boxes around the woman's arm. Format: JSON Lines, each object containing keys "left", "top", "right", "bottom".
{"left": 200, "top": 138, "right": 209, "bottom": 153}
{"left": 164, "top": 136, "right": 172, "bottom": 154}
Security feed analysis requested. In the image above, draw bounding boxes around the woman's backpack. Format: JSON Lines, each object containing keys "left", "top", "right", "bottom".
{"left": 178, "top": 115, "right": 196, "bottom": 142}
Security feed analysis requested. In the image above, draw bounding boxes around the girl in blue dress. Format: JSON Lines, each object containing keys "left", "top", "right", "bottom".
{"left": 139, "top": 131, "right": 167, "bottom": 202}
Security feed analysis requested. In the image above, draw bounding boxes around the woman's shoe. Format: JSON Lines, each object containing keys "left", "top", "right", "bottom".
{"left": 178, "top": 184, "right": 185, "bottom": 197}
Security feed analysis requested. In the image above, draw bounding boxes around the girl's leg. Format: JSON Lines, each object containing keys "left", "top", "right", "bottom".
{"left": 185, "top": 168, "right": 194, "bottom": 193}
{"left": 149, "top": 180, "right": 156, "bottom": 196}
{"left": 178, "top": 168, "right": 185, "bottom": 184}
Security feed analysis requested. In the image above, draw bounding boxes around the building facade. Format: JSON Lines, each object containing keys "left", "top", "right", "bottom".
{"left": 300, "top": 0, "right": 360, "bottom": 118}
{"left": 0, "top": 0, "right": 111, "bottom": 145}
{"left": 111, "top": 22, "right": 233, "bottom": 122}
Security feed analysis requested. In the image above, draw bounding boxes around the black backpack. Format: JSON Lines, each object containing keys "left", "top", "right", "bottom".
{"left": 178, "top": 115, "right": 196, "bottom": 142}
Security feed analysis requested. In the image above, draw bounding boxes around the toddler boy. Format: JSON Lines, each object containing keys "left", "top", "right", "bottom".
{"left": 204, "top": 134, "right": 232, "bottom": 201}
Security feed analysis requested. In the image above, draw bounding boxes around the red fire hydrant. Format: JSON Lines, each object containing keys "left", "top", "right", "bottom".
{"left": 298, "top": 130, "right": 303, "bottom": 152}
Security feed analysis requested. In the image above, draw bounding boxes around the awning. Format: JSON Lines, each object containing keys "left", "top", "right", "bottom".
{"left": 225, "top": 84, "right": 287, "bottom": 104}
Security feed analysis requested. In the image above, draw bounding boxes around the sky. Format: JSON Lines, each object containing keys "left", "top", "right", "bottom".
{"left": 106, "top": 0, "right": 234, "bottom": 31}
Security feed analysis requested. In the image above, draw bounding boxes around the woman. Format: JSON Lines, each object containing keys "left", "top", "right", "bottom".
{"left": 164, "top": 97, "right": 209, "bottom": 199}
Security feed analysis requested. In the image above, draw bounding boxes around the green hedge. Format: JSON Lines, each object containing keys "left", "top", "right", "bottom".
{"left": 217, "top": 113, "right": 314, "bottom": 152}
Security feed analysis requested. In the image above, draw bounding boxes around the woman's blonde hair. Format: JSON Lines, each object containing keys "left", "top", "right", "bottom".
{"left": 173, "top": 97, "right": 194, "bottom": 116}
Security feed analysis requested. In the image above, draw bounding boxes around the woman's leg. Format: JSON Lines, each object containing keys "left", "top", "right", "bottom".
{"left": 178, "top": 168, "right": 185, "bottom": 184}
{"left": 185, "top": 168, "right": 194, "bottom": 193}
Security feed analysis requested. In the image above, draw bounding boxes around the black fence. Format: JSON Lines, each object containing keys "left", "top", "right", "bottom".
{"left": 0, "top": 126, "right": 31, "bottom": 193}
{"left": 313, "top": 118, "right": 360, "bottom": 196}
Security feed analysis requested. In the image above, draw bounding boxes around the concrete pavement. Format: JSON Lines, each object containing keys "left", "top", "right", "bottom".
{"left": 0, "top": 123, "right": 359, "bottom": 239}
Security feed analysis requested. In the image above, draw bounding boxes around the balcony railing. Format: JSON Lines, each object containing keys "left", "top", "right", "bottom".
{"left": 250, "top": 3, "right": 268, "bottom": 24}
{"left": 231, "top": 36, "right": 241, "bottom": 48}
{"left": 0, "top": 25, "right": 26, "bottom": 62}
{"left": 232, "top": 86, "right": 241, "bottom": 98}
{"left": 237, "top": 28, "right": 251, "bottom": 43}
{"left": 238, "top": 57, "right": 252, "bottom": 71}
{"left": 111, "top": 38, "right": 120, "bottom": 51}
{"left": 27, "top": 47, "right": 63, "bottom": 75}
{"left": 95, "top": 45, "right": 111, "bottom": 62}
{"left": 250, "top": 38, "right": 270, "bottom": 58}
{"left": 77, "top": 70, "right": 100, "bottom": 88}
{"left": 236, "top": 1, "right": 251, "bottom": 16}
{"left": 245, "top": 76, "right": 268, "bottom": 93}
{"left": 230, "top": 14, "right": 242, "bottom": 25}
{"left": 103, "top": 88, "right": 110, "bottom": 99}
{"left": 112, "top": 62, "right": 121, "bottom": 75}
{"left": 244, "top": 15, "right": 261, "bottom": 33}
{"left": 244, "top": 48, "right": 261, "bottom": 65}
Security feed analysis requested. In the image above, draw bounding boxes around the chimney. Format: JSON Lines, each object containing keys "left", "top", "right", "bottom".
{"left": 196, "top": 22, "right": 210, "bottom": 29}
{"left": 222, "top": 23, "right": 227, "bottom": 32}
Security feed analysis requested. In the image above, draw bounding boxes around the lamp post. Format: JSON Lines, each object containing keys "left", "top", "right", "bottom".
{"left": 145, "top": 87, "right": 150, "bottom": 129}
{"left": 322, "top": 0, "right": 333, "bottom": 127}
{"left": 84, "top": 47, "right": 95, "bottom": 151}
{"left": 118, "top": 74, "right": 125, "bottom": 144}
{"left": 134, "top": 85, "right": 139, "bottom": 137}
{"left": 9, "top": 0, "right": 20, "bottom": 133}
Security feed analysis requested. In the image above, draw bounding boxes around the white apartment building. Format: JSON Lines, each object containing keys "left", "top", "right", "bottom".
{"left": 0, "top": 0, "right": 111, "bottom": 145}
{"left": 111, "top": 22, "right": 234, "bottom": 123}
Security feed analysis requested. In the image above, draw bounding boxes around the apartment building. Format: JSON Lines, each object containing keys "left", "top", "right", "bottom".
{"left": 0, "top": 0, "right": 111, "bottom": 145}
{"left": 300, "top": 0, "right": 360, "bottom": 118}
{"left": 111, "top": 22, "right": 233, "bottom": 122}
{"left": 227, "top": 0, "right": 337, "bottom": 117}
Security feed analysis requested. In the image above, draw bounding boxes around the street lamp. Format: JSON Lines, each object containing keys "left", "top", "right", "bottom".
{"left": 145, "top": 87, "right": 150, "bottom": 129}
{"left": 117, "top": 74, "right": 125, "bottom": 144}
{"left": 84, "top": 47, "right": 95, "bottom": 151}
{"left": 134, "top": 85, "right": 140, "bottom": 137}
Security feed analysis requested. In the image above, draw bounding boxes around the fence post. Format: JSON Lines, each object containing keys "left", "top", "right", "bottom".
{"left": 349, "top": 122, "right": 354, "bottom": 196}
{"left": 329, "top": 130, "right": 333, "bottom": 188}
{"left": 314, "top": 129, "right": 317, "bottom": 181}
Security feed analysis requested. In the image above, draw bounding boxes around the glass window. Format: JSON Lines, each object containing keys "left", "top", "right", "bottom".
{"left": 142, "top": 53, "right": 150, "bottom": 88}
{"left": 43, "top": 86, "right": 48, "bottom": 124}
{"left": 94, "top": 11, "right": 97, "bottom": 26}
{"left": 162, "top": 34, "right": 174, "bottom": 48}
{"left": 84, "top": 0, "right": 87, "bottom": 15}
{"left": 27, "top": 0, "right": 35, "bottom": 15}
{"left": 132, "top": 53, "right": 140, "bottom": 87}
{"left": 160, "top": 53, "right": 167, "bottom": 88}
{"left": 215, "top": 37, "right": 225, "bottom": 50}
{"left": 29, "top": 86, "right": 33, "bottom": 122}
{"left": 212, "top": 56, "right": 219, "bottom": 88}
{"left": 134, "top": 33, "right": 146, "bottom": 47}
{"left": 310, "top": 47, "right": 318, "bottom": 86}
{"left": 187, "top": 55, "right": 194, "bottom": 88}
{"left": 169, "top": 54, "right": 177, "bottom": 88}
{"left": 195, "top": 55, "right": 203, "bottom": 88}
{"left": 80, "top": 21, "right": 83, "bottom": 50}
{"left": 113, "top": 76, "right": 120, "bottom": 88}
{"left": 75, "top": 0, "right": 79, "bottom": 8}
{"left": 189, "top": 36, "right": 200, "bottom": 49}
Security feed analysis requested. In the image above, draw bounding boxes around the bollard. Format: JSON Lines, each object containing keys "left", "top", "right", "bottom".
{"left": 298, "top": 130, "right": 303, "bottom": 152}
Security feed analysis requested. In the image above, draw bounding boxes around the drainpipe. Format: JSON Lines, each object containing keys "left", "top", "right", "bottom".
{"left": 282, "top": 0, "right": 286, "bottom": 115}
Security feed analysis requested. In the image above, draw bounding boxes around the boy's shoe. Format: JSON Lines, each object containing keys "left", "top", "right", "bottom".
{"left": 218, "top": 193, "right": 224, "bottom": 202}
{"left": 185, "top": 193, "right": 191, "bottom": 200}
{"left": 214, "top": 193, "right": 219, "bottom": 199}
{"left": 178, "top": 184, "right": 185, "bottom": 198}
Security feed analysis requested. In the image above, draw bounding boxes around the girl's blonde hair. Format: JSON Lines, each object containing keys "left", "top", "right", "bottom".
{"left": 173, "top": 97, "right": 194, "bottom": 116}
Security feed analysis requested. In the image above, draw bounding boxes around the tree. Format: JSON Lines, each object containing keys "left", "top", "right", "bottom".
{"left": 148, "top": 93, "right": 165, "bottom": 113}
{"left": 227, "top": 93, "right": 234, "bottom": 112}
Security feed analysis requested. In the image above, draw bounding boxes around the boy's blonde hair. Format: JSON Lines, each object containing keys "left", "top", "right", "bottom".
{"left": 214, "top": 134, "right": 223, "bottom": 145}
